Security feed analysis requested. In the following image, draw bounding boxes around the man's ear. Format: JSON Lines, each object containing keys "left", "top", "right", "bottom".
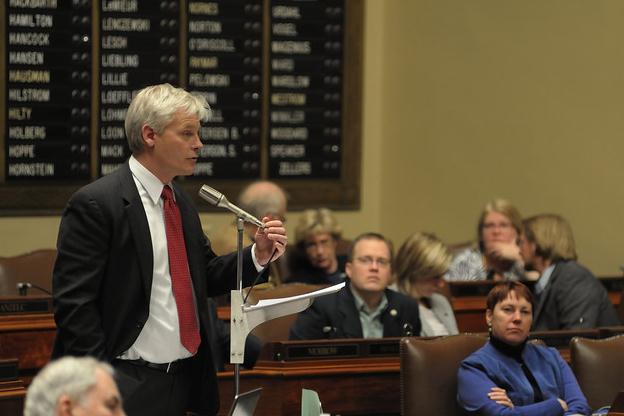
{"left": 56, "top": 394, "right": 73, "bottom": 416}
{"left": 345, "top": 261, "right": 352, "bottom": 278}
{"left": 141, "top": 124, "right": 157, "bottom": 149}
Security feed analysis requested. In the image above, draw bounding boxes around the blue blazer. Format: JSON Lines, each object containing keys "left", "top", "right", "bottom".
{"left": 457, "top": 341, "right": 590, "bottom": 415}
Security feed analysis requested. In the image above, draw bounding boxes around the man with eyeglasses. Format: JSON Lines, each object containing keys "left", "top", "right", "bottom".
{"left": 289, "top": 232, "right": 421, "bottom": 340}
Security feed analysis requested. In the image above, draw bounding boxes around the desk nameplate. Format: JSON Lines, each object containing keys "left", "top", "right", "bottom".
{"left": 269, "top": 338, "right": 401, "bottom": 361}
{"left": 0, "top": 296, "right": 52, "bottom": 316}
{"left": 0, "top": 359, "right": 19, "bottom": 382}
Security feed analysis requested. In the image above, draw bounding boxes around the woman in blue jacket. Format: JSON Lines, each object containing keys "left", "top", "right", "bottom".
{"left": 457, "top": 281, "right": 590, "bottom": 415}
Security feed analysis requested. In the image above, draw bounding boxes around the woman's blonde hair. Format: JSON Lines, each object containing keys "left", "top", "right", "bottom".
{"left": 394, "top": 232, "right": 452, "bottom": 295}
{"left": 294, "top": 208, "right": 342, "bottom": 245}
{"left": 477, "top": 198, "right": 523, "bottom": 251}
{"left": 522, "top": 214, "right": 577, "bottom": 262}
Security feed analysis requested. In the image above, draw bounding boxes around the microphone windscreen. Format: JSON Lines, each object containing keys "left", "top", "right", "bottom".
{"left": 198, "top": 185, "right": 222, "bottom": 206}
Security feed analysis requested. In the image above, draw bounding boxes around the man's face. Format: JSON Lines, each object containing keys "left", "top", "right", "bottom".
{"left": 304, "top": 232, "right": 338, "bottom": 273}
{"left": 63, "top": 368, "right": 125, "bottom": 416}
{"left": 346, "top": 238, "right": 392, "bottom": 295}
{"left": 518, "top": 232, "right": 537, "bottom": 270}
{"left": 146, "top": 111, "right": 203, "bottom": 182}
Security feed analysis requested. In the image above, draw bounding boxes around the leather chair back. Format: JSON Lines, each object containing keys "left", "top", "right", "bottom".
{"left": 570, "top": 335, "right": 624, "bottom": 410}
{"left": 400, "top": 334, "right": 487, "bottom": 416}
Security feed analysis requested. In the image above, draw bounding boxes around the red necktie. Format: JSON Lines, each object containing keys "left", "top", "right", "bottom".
{"left": 161, "top": 185, "right": 200, "bottom": 354}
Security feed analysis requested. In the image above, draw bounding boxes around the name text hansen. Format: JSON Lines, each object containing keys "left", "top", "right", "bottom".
{"left": 9, "top": 51, "right": 44, "bottom": 65}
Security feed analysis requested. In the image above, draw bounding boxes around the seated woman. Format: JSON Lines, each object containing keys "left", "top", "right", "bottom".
{"left": 284, "top": 208, "right": 347, "bottom": 285}
{"left": 457, "top": 282, "right": 590, "bottom": 415}
{"left": 393, "top": 232, "right": 458, "bottom": 336}
{"left": 446, "top": 198, "right": 526, "bottom": 281}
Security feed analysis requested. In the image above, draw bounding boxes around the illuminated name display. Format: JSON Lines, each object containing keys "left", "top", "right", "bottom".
{"left": 101, "top": 18, "right": 150, "bottom": 32}
{"left": 9, "top": 51, "right": 44, "bottom": 65}
{"left": 8, "top": 70, "right": 50, "bottom": 83}
{"left": 101, "top": 0, "right": 138, "bottom": 12}
{"left": 8, "top": 32, "right": 50, "bottom": 46}
{"left": 2, "top": 0, "right": 348, "bottom": 184}
{"left": 8, "top": 126, "right": 46, "bottom": 140}
{"left": 268, "top": 0, "right": 344, "bottom": 179}
{"left": 9, "top": 0, "right": 58, "bottom": 7}
{"left": 8, "top": 14, "right": 53, "bottom": 27}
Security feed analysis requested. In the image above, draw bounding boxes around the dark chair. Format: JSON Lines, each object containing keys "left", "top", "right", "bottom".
{"left": 400, "top": 334, "right": 487, "bottom": 416}
{"left": 0, "top": 249, "right": 56, "bottom": 296}
{"left": 570, "top": 335, "right": 624, "bottom": 410}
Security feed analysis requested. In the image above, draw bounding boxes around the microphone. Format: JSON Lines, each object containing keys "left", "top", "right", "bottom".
{"left": 322, "top": 326, "right": 337, "bottom": 337}
{"left": 198, "top": 185, "right": 264, "bottom": 228}
{"left": 17, "top": 282, "right": 52, "bottom": 296}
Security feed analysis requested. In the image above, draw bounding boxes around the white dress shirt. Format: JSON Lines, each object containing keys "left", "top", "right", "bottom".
{"left": 120, "top": 157, "right": 265, "bottom": 363}
{"left": 120, "top": 156, "right": 195, "bottom": 363}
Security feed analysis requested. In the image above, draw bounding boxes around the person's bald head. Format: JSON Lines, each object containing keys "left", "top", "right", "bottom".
{"left": 238, "top": 181, "right": 288, "bottom": 221}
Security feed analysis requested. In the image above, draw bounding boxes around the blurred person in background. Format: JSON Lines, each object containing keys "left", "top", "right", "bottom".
{"left": 210, "top": 180, "right": 288, "bottom": 286}
{"left": 289, "top": 233, "right": 421, "bottom": 340}
{"left": 520, "top": 214, "right": 619, "bottom": 330}
{"left": 24, "top": 356, "right": 125, "bottom": 416}
{"left": 393, "top": 232, "right": 458, "bottom": 336}
{"left": 285, "top": 208, "right": 347, "bottom": 285}
{"left": 446, "top": 198, "right": 526, "bottom": 282}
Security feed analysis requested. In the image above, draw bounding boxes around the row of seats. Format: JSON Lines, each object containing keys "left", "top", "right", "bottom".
{"left": 400, "top": 333, "right": 624, "bottom": 415}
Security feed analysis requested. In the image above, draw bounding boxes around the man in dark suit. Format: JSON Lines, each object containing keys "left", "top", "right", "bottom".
{"left": 289, "top": 232, "right": 421, "bottom": 340}
{"left": 52, "top": 84, "right": 287, "bottom": 416}
{"left": 519, "top": 214, "right": 619, "bottom": 330}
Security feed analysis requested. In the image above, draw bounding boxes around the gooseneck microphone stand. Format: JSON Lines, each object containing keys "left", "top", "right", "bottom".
{"left": 234, "top": 216, "right": 244, "bottom": 397}
{"left": 199, "top": 184, "right": 345, "bottom": 413}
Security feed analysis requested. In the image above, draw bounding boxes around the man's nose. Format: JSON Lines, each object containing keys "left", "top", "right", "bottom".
{"left": 193, "top": 134, "right": 203, "bottom": 149}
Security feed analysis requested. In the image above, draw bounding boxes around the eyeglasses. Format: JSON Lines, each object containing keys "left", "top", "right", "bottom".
{"left": 354, "top": 256, "right": 391, "bottom": 267}
{"left": 482, "top": 222, "right": 512, "bottom": 231}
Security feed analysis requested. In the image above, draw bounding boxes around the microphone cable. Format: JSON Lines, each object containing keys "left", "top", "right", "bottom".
{"left": 243, "top": 247, "right": 278, "bottom": 304}
{"left": 17, "top": 282, "right": 52, "bottom": 296}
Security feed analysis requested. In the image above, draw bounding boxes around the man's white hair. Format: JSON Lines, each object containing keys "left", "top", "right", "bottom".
{"left": 24, "top": 356, "right": 114, "bottom": 416}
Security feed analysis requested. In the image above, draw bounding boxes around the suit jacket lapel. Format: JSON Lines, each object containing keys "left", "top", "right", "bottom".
{"left": 119, "top": 163, "right": 153, "bottom": 301}
{"left": 381, "top": 290, "right": 402, "bottom": 336}
{"left": 338, "top": 287, "right": 363, "bottom": 337}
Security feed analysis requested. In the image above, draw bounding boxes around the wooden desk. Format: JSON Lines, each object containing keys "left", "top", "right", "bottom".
{"left": 218, "top": 338, "right": 402, "bottom": 416}
{"left": 0, "top": 380, "right": 25, "bottom": 416}
{"left": 218, "top": 357, "right": 400, "bottom": 415}
{"left": 0, "top": 313, "right": 56, "bottom": 382}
